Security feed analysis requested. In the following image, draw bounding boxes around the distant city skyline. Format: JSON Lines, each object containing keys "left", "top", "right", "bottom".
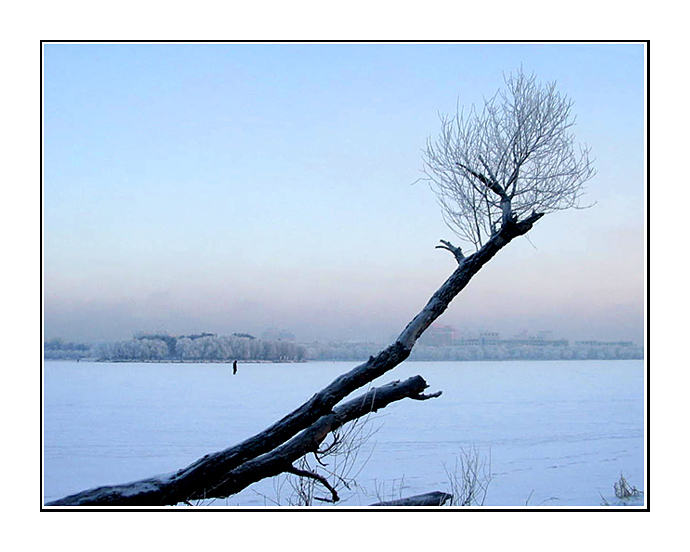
{"left": 43, "top": 42, "right": 646, "bottom": 347}
{"left": 44, "top": 323, "right": 643, "bottom": 348}
{"left": 44, "top": 322, "right": 642, "bottom": 363}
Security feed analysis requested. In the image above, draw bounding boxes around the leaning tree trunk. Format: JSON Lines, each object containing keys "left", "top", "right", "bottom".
{"left": 46, "top": 212, "right": 543, "bottom": 507}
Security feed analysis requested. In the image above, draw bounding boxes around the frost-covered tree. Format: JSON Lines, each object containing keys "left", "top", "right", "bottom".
{"left": 48, "top": 69, "right": 595, "bottom": 507}
{"left": 421, "top": 68, "right": 595, "bottom": 251}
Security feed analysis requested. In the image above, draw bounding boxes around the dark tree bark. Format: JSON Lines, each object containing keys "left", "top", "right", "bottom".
{"left": 47, "top": 376, "right": 440, "bottom": 506}
{"left": 46, "top": 213, "right": 543, "bottom": 507}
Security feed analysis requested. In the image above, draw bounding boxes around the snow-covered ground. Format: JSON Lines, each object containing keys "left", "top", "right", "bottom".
{"left": 43, "top": 359, "right": 645, "bottom": 508}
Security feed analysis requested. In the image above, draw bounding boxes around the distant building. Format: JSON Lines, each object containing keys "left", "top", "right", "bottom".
{"left": 415, "top": 326, "right": 641, "bottom": 352}
{"left": 420, "top": 324, "right": 457, "bottom": 346}
{"left": 575, "top": 340, "right": 634, "bottom": 348}
{"left": 479, "top": 331, "right": 500, "bottom": 346}
{"left": 504, "top": 330, "right": 569, "bottom": 347}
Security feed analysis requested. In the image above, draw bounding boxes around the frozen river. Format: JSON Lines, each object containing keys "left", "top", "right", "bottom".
{"left": 43, "top": 359, "right": 645, "bottom": 507}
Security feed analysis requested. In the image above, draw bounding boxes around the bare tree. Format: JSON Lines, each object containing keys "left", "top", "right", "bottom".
{"left": 46, "top": 68, "right": 594, "bottom": 507}
{"left": 422, "top": 68, "right": 595, "bottom": 250}
{"left": 443, "top": 446, "right": 492, "bottom": 506}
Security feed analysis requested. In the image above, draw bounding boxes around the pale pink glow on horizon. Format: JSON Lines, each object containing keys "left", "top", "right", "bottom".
{"left": 43, "top": 43, "right": 645, "bottom": 346}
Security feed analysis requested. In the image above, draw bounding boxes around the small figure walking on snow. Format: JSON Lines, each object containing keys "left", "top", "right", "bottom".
{"left": 233, "top": 360, "right": 238, "bottom": 375}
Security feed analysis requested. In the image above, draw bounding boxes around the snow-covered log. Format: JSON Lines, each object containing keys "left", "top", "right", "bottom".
{"left": 47, "top": 376, "right": 440, "bottom": 506}
{"left": 47, "top": 210, "right": 543, "bottom": 507}
{"left": 370, "top": 491, "right": 453, "bottom": 506}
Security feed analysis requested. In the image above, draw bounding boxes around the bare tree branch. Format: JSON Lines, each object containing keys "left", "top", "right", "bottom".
{"left": 286, "top": 464, "right": 340, "bottom": 503}
{"left": 47, "top": 376, "right": 439, "bottom": 506}
{"left": 47, "top": 203, "right": 545, "bottom": 507}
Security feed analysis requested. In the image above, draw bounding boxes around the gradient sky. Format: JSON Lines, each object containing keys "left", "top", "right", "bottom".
{"left": 42, "top": 42, "right": 646, "bottom": 344}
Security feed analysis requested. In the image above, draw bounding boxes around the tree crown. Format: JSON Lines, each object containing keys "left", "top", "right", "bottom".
{"left": 421, "top": 68, "right": 595, "bottom": 249}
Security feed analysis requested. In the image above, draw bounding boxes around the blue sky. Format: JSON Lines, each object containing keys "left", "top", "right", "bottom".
{"left": 43, "top": 42, "right": 645, "bottom": 344}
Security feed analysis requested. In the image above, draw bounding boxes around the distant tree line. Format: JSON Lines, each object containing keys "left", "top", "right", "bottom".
{"left": 43, "top": 338, "right": 91, "bottom": 360}
{"left": 97, "top": 333, "right": 306, "bottom": 362}
{"left": 407, "top": 342, "right": 643, "bottom": 361}
{"left": 44, "top": 335, "right": 642, "bottom": 363}
{"left": 44, "top": 333, "right": 306, "bottom": 362}
{"left": 303, "top": 341, "right": 643, "bottom": 362}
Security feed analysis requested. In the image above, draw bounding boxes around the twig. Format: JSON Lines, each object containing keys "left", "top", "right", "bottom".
{"left": 525, "top": 489, "right": 534, "bottom": 506}
{"left": 286, "top": 464, "right": 340, "bottom": 503}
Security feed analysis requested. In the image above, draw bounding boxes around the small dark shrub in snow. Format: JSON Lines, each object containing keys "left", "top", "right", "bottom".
{"left": 614, "top": 474, "right": 641, "bottom": 500}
